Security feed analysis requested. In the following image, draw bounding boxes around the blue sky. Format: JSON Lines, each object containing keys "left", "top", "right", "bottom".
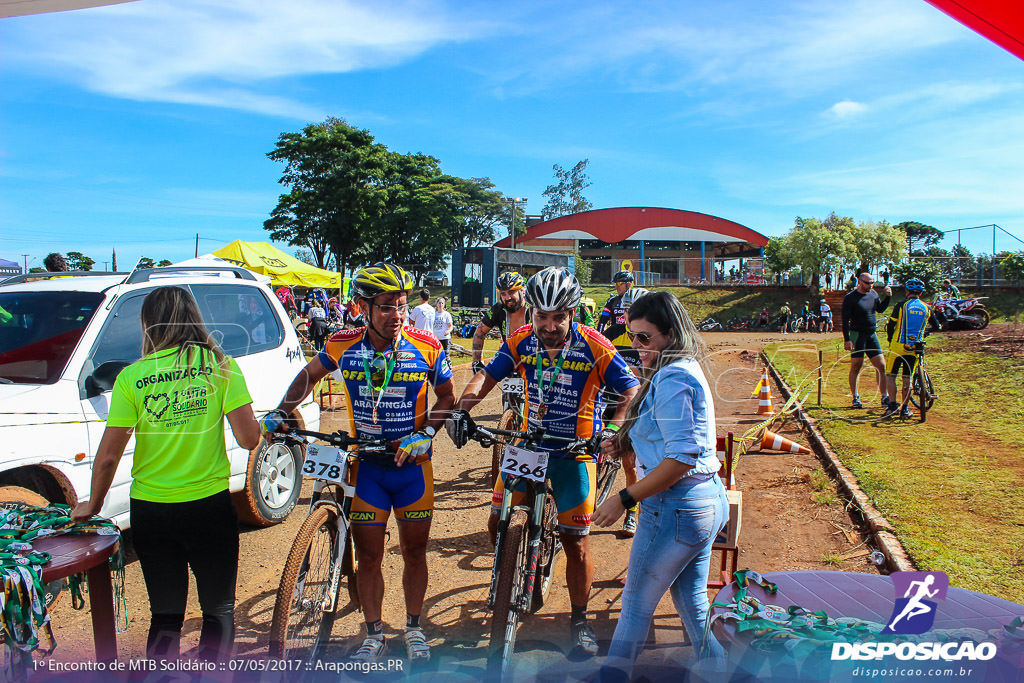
{"left": 3, "top": 0, "right": 1024, "bottom": 271}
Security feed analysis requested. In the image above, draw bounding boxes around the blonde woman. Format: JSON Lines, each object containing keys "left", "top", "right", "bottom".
{"left": 72, "top": 286, "right": 259, "bottom": 661}
{"left": 593, "top": 291, "right": 729, "bottom": 680}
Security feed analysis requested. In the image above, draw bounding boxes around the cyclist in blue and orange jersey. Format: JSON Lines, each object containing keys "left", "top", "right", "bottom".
{"left": 471, "top": 271, "right": 529, "bottom": 374}
{"left": 883, "top": 278, "right": 932, "bottom": 418}
{"left": 597, "top": 270, "right": 634, "bottom": 334}
{"left": 596, "top": 286, "right": 649, "bottom": 536}
{"left": 261, "top": 262, "right": 454, "bottom": 666}
{"left": 447, "top": 267, "right": 639, "bottom": 656}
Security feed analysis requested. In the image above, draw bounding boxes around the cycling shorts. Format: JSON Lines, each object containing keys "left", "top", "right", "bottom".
{"left": 349, "top": 460, "right": 433, "bottom": 525}
{"left": 848, "top": 330, "right": 882, "bottom": 359}
{"left": 491, "top": 458, "right": 597, "bottom": 536}
{"left": 886, "top": 346, "right": 919, "bottom": 376}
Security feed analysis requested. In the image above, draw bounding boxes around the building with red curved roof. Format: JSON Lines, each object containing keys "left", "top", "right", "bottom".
{"left": 494, "top": 206, "right": 769, "bottom": 284}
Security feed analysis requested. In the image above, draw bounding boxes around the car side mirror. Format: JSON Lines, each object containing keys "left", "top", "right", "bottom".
{"left": 85, "top": 360, "right": 130, "bottom": 398}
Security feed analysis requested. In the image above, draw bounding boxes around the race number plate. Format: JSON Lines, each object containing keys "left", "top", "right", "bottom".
{"left": 302, "top": 444, "right": 349, "bottom": 484}
{"left": 500, "top": 377, "right": 525, "bottom": 394}
{"left": 502, "top": 445, "right": 548, "bottom": 483}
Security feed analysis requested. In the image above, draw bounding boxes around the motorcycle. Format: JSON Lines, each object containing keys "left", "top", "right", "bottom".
{"left": 931, "top": 297, "right": 990, "bottom": 331}
{"left": 699, "top": 317, "right": 723, "bottom": 332}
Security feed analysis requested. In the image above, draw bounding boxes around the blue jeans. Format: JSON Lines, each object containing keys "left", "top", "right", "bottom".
{"left": 600, "top": 474, "right": 729, "bottom": 681}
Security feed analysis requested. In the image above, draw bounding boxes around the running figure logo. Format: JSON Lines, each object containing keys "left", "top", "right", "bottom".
{"left": 882, "top": 571, "right": 948, "bottom": 635}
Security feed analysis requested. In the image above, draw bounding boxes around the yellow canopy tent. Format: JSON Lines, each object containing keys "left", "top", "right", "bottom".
{"left": 212, "top": 241, "right": 347, "bottom": 294}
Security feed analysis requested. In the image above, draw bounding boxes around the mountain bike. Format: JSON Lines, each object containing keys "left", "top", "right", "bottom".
{"left": 267, "top": 429, "right": 393, "bottom": 661}
{"left": 469, "top": 424, "right": 597, "bottom": 676}
{"left": 489, "top": 376, "right": 529, "bottom": 487}
{"left": 594, "top": 438, "right": 622, "bottom": 506}
{"left": 908, "top": 341, "right": 936, "bottom": 422}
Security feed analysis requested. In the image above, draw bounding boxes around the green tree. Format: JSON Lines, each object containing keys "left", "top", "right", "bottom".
{"left": 266, "top": 117, "right": 388, "bottom": 275}
{"left": 849, "top": 220, "right": 907, "bottom": 275}
{"left": 157, "top": 259, "right": 173, "bottom": 267}
{"left": 999, "top": 251, "right": 1024, "bottom": 284}
{"left": 780, "top": 213, "right": 857, "bottom": 293}
{"left": 137, "top": 257, "right": 156, "bottom": 269}
{"left": 950, "top": 244, "right": 975, "bottom": 280}
{"left": 43, "top": 253, "right": 68, "bottom": 272}
{"left": 28, "top": 266, "right": 46, "bottom": 273}
{"left": 446, "top": 176, "right": 506, "bottom": 250}
{"left": 65, "top": 251, "right": 95, "bottom": 271}
{"left": 540, "top": 160, "right": 593, "bottom": 220}
{"left": 763, "top": 236, "right": 795, "bottom": 281}
{"left": 892, "top": 259, "right": 943, "bottom": 294}
{"left": 573, "top": 251, "right": 592, "bottom": 285}
{"left": 896, "top": 221, "right": 943, "bottom": 255}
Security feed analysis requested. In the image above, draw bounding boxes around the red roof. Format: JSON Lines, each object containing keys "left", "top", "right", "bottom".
{"left": 495, "top": 207, "right": 768, "bottom": 248}
{"left": 922, "top": 0, "right": 1024, "bottom": 62}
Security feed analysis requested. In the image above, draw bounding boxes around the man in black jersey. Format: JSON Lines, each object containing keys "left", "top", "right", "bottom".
{"left": 597, "top": 270, "right": 634, "bottom": 333}
{"left": 471, "top": 271, "right": 528, "bottom": 374}
{"left": 841, "top": 272, "right": 892, "bottom": 408}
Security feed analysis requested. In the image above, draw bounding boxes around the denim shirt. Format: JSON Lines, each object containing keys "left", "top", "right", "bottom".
{"left": 629, "top": 358, "right": 720, "bottom": 478}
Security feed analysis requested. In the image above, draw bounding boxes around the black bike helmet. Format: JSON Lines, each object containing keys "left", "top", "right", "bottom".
{"left": 496, "top": 271, "right": 525, "bottom": 292}
{"left": 525, "top": 267, "right": 583, "bottom": 312}
{"left": 352, "top": 262, "right": 414, "bottom": 300}
{"left": 612, "top": 270, "right": 635, "bottom": 284}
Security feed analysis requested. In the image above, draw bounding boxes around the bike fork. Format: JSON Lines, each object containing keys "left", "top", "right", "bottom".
{"left": 488, "top": 486, "right": 516, "bottom": 610}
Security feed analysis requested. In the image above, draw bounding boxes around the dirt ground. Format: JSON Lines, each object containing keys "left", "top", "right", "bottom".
{"left": 41, "top": 331, "right": 879, "bottom": 678}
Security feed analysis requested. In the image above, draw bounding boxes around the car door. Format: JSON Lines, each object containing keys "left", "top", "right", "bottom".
{"left": 78, "top": 289, "right": 149, "bottom": 523}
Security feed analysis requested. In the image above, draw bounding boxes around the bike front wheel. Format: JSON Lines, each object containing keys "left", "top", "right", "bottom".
{"left": 911, "top": 366, "right": 935, "bottom": 421}
{"left": 489, "top": 509, "right": 530, "bottom": 676}
{"left": 594, "top": 454, "right": 622, "bottom": 507}
{"left": 269, "top": 506, "right": 356, "bottom": 661}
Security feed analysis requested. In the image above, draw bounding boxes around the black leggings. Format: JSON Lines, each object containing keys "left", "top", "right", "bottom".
{"left": 131, "top": 490, "right": 238, "bottom": 661}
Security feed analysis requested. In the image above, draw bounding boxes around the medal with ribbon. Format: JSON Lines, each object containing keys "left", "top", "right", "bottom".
{"left": 361, "top": 342, "right": 397, "bottom": 425}
{"left": 533, "top": 333, "right": 570, "bottom": 420}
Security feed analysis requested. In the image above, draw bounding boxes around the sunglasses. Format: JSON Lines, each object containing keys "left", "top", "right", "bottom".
{"left": 626, "top": 328, "right": 656, "bottom": 346}
{"left": 373, "top": 303, "right": 410, "bottom": 315}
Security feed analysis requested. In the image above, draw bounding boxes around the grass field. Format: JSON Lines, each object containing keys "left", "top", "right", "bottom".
{"left": 766, "top": 333, "right": 1024, "bottom": 601}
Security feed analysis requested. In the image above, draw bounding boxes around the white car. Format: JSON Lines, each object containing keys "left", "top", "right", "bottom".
{"left": 0, "top": 266, "right": 319, "bottom": 528}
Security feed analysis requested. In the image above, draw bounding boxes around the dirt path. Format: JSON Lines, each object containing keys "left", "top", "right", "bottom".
{"left": 43, "top": 332, "right": 878, "bottom": 678}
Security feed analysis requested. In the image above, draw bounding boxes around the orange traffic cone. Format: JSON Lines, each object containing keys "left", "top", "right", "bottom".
{"left": 758, "top": 429, "right": 811, "bottom": 454}
{"left": 756, "top": 367, "right": 773, "bottom": 415}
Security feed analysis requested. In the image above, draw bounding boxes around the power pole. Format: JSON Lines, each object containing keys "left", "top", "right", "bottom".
{"left": 21, "top": 254, "right": 29, "bottom": 273}
{"left": 112, "top": 248, "right": 118, "bottom": 271}
{"left": 196, "top": 233, "right": 199, "bottom": 258}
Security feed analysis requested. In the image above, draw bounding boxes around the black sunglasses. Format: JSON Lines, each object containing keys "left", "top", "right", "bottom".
{"left": 626, "top": 329, "right": 655, "bottom": 345}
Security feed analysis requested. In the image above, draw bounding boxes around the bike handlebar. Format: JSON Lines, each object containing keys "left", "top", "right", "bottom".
{"left": 470, "top": 424, "right": 599, "bottom": 454}
{"left": 275, "top": 428, "right": 394, "bottom": 456}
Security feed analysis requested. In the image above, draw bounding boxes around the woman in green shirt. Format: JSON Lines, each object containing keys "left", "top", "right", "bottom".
{"left": 72, "top": 286, "right": 260, "bottom": 661}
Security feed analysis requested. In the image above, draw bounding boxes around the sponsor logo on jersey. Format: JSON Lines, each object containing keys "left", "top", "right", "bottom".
{"left": 349, "top": 511, "right": 376, "bottom": 522}
{"left": 402, "top": 510, "right": 432, "bottom": 520}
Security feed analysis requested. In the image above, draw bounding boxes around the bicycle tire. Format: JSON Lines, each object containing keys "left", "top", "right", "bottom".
{"left": 912, "top": 366, "right": 935, "bottom": 421}
{"left": 530, "top": 494, "right": 560, "bottom": 613}
{"left": 594, "top": 455, "right": 621, "bottom": 507}
{"left": 491, "top": 408, "right": 519, "bottom": 488}
{"left": 489, "top": 509, "right": 529, "bottom": 675}
{"left": 269, "top": 506, "right": 351, "bottom": 660}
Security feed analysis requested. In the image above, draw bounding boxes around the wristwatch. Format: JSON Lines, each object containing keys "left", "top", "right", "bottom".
{"left": 619, "top": 488, "right": 638, "bottom": 509}
{"left": 423, "top": 425, "right": 437, "bottom": 438}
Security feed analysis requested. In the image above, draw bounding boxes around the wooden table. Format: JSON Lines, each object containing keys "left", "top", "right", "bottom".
{"left": 36, "top": 533, "right": 120, "bottom": 661}
{"left": 710, "top": 571, "right": 1024, "bottom": 680}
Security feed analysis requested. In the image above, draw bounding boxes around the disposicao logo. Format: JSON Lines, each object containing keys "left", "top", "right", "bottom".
{"left": 831, "top": 571, "right": 997, "bottom": 662}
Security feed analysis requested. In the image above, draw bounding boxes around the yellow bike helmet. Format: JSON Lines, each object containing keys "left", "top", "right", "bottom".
{"left": 352, "top": 262, "right": 414, "bottom": 299}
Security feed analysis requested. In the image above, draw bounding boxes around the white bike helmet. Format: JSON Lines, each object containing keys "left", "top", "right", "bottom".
{"left": 524, "top": 267, "right": 583, "bottom": 312}
{"left": 621, "top": 287, "right": 650, "bottom": 309}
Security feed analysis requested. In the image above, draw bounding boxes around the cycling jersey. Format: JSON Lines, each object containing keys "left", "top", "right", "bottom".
{"left": 317, "top": 327, "right": 452, "bottom": 444}
{"left": 480, "top": 301, "right": 529, "bottom": 340}
{"left": 484, "top": 322, "right": 639, "bottom": 458}
{"left": 317, "top": 327, "right": 452, "bottom": 525}
{"left": 945, "top": 284, "right": 961, "bottom": 300}
{"left": 819, "top": 303, "right": 832, "bottom": 319}
{"left": 886, "top": 298, "right": 931, "bottom": 350}
{"left": 597, "top": 293, "right": 627, "bottom": 332}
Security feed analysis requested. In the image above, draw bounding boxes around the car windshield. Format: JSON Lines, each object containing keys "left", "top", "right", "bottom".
{"left": 0, "top": 291, "right": 104, "bottom": 384}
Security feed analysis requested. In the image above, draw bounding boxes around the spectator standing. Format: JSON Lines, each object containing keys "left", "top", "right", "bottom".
{"left": 307, "top": 301, "right": 328, "bottom": 351}
{"left": 432, "top": 297, "right": 454, "bottom": 354}
{"left": 593, "top": 291, "right": 729, "bottom": 680}
{"left": 825, "top": 272, "right": 833, "bottom": 291}
{"left": 841, "top": 273, "right": 892, "bottom": 408}
{"left": 71, "top": 286, "right": 260, "bottom": 662}
{"left": 409, "top": 289, "right": 436, "bottom": 333}
{"left": 778, "top": 302, "right": 792, "bottom": 334}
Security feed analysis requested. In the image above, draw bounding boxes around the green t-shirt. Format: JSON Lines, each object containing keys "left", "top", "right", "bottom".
{"left": 107, "top": 346, "right": 252, "bottom": 503}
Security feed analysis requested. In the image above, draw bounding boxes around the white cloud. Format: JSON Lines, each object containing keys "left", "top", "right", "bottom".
{"left": 828, "top": 100, "right": 868, "bottom": 118}
{"left": 6, "top": 0, "right": 497, "bottom": 117}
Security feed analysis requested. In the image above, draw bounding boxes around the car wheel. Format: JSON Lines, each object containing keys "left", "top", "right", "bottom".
{"left": 233, "top": 439, "right": 303, "bottom": 526}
